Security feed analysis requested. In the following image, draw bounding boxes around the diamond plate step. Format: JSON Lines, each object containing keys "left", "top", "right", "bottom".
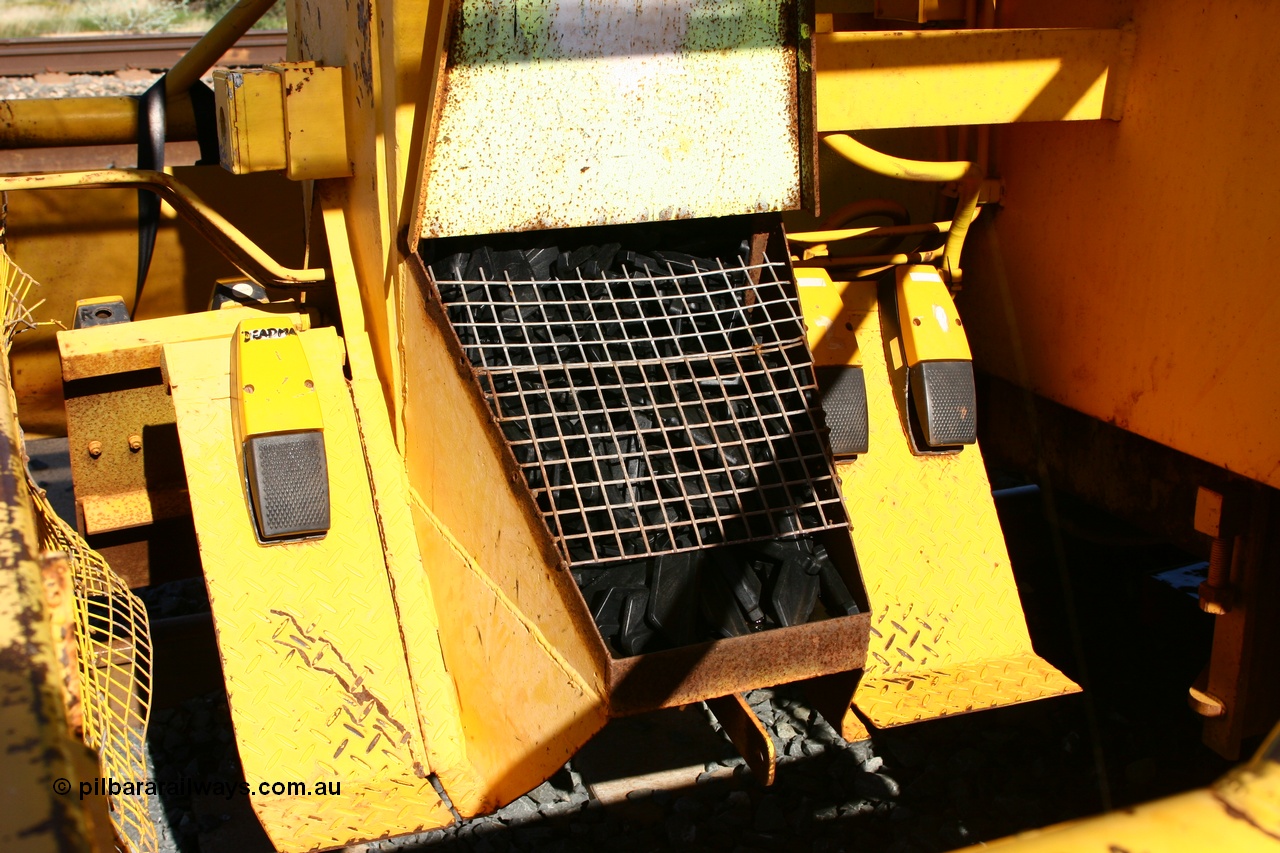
{"left": 797, "top": 276, "right": 1078, "bottom": 735}
{"left": 165, "top": 330, "right": 452, "bottom": 853}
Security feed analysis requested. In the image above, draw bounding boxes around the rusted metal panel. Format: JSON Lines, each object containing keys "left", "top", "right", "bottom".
{"left": 418, "top": 0, "right": 805, "bottom": 238}
{"left": 705, "top": 693, "right": 776, "bottom": 786}
{"left": 64, "top": 380, "right": 188, "bottom": 537}
{"left": 0, "top": 361, "right": 92, "bottom": 852}
{"left": 606, "top": 609, "right": 869, "bottom": 715}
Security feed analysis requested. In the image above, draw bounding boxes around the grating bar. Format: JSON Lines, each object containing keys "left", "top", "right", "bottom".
{"left": 434, "top": 252, "right": 847, "bottom": 566}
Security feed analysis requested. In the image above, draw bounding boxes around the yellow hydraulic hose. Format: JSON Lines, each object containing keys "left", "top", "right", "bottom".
{"left": 823, "top": 133, "right": 984, "bottom": 284}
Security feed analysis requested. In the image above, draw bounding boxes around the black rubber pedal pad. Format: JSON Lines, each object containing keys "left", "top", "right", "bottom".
{"left": 816, "top": 365, "right": 870, "bottom": 456}
{"left": 909, "top": 360, "right": 977, "bottom": 447}
{"left": 245, "top": 430, "right": 331, "bottom": 541}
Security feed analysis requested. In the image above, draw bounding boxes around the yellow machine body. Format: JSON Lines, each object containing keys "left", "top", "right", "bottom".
{"left": 0, "top": 0, "right": 1278, "bottom": 850}
{"left": 231, "top": 317, "right": 322, "bottom": 439}
{"left": 895, "top": 265, "right": 971, "bottom": 366}
{"left": 960, "top": 724, "right": 1280, "bottom": 853}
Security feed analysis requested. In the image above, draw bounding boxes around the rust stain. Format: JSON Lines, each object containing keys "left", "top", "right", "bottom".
{"left": 268, "top": 609, "right": 415, "bottom": 749}
{"left": 420, "top": 0, "right": 804, "bottom": 238}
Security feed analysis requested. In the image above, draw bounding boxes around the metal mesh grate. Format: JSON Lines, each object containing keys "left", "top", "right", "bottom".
{"left": 3, "top": 246, "right": 156, "bottom": 853}
{"left": 433, "top": 250, "right": 848, "bottom": 566}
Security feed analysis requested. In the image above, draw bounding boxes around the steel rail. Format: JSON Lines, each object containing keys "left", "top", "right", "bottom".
{"left": 0, "top": 30, "right": 286, "bottom": 78}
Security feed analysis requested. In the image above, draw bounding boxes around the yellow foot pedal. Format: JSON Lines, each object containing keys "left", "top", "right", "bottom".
{"left": 895, "top": 265, "right": 976, "bottom": 447}
{"left": 232, "top": 319, "right": 330, "bottom": 541}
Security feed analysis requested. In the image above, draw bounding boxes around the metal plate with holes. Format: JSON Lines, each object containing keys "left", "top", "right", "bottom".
{"left": 433, "top": 252, "right": 848, "bottom": 566}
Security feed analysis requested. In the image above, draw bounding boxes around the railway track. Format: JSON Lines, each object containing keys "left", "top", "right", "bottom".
{"left": 0, "top": 30, "right": 286, "bottom": 77}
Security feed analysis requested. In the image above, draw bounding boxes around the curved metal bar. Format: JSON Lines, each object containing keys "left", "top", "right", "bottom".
{"left": 823, "top": 133, "right": 984, "bottom": 284}
{"left": 0, "top": 169, "right": 326, "bottom": 287}
{"left": 165, "top": 0, "right": 281, "bottom": 97}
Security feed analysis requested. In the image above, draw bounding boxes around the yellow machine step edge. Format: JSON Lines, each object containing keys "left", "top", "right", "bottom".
{"left": 163, "top": 329, "right": 453, "bottom": 852}
{"left": 795, "top": 270, "right": 1078, "bottom": 738}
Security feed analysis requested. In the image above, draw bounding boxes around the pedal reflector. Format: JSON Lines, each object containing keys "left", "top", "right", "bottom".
{"left": 816, "top": 365, "right": 870, "bottom": 456}
{"left": 245, "top": 431, "right": 330, "bottom": 540}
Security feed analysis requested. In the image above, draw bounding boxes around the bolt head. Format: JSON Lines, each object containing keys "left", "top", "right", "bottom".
{"left": 1198, "top": 581, "right": 1233, "bottom": 615}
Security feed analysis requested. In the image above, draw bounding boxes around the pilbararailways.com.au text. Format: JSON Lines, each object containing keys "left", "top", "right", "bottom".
{"left": 54, "top": 776, "right": 341, "bottom": 801}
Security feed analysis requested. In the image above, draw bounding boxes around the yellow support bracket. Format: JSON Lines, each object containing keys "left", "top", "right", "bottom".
{"left": 816, "top": 26, "right": 1135, "bottom": 131}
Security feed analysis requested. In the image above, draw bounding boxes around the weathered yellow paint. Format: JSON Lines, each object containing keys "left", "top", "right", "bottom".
{"left": 58, "top": 304, "right": 308, "bottom": 382}
{"left": 961, "top": 0, "right": 1280, "bottom": 489}
{"left": 397, "top": 254, "right": 610, "bottom": 808}
{"left": 5, "top": 169, "right": 305, "bottom": 436}
{"left": 319, "top": 192, "right": 489, "bottom": 817}
{"left": 796, "top": 272, "right": 1077, "bottom": 734}
{"left": 0, "top": 169, "right": 324, "bottom": 288}
{"left": 816, "top": 26, "right": 1133, "bottom": 131}
{"left": 232, "top": 317, "right": 322, "bottom": 438}
{"left": 795, "top": 267, "right": 871, "bottom": 366}
{"left": 895, "top": 264, "right": 971, "bottom": 365}
{"left": 409, "top": 494, "right": 608, "bottom": 807}
{"left": 292, "top": 0, "right": 408, "bottom": 443}
{"left": 165, "top": 329, "right": 453, "bottom": 851}
{"left": 268, "top": 63, "right": 353, "bottom": 181}
{"left": 213, "top": 69, "right": 288, "bottom": 174}
{"left": 418, "top": 0, "right": 803, "bottom": 238}
{"left": 0, "top": 94, "right": 199, "bottom": 149}
{"left": 0, "top": 358, "right": 92, "bottom": 852}
{"left": 873, "top": 0, "right": 966, "bottom": 24}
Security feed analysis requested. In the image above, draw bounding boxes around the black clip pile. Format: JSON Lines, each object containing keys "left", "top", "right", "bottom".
{"left": 573, "top": 534, "right": 860, "bottom": 658}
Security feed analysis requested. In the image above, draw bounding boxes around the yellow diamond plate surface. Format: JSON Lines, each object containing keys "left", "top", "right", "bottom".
{"left": 797, "top": 275, "right": 1078, "bottom": 730}
{"left": 165, "top": 330, "right": 451, "bottom": 853}
{"left": 345, "top": 329, "right": 490, "bottom": 817}
{"left": 855, "top": 651, "right": 1076, "bottom": 723}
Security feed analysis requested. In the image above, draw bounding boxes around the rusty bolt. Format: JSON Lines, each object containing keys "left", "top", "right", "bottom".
{"left": 87, "top": 440, "right": 103, "bottom": 459}
{"left": 127, "top": 434, "right": 142, "bottom": 453}
{"left": 1195, "top": 488, "right": 1235, "bottom": 615}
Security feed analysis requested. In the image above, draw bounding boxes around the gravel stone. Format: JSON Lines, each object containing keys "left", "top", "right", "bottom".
{"left": 527, "top": 781, "right": 564, "bottom": 805}
{"left": 752, "top": 795, "right": 787, "bottom": 833}
{"left": 665, "top": 814, "right": 697, "bottom": 845}
{"left": 496, "top": 796, "right": 538, "bottom": 823}
{"left": 855, "top": 772, "right": 902, "bottom": 800}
